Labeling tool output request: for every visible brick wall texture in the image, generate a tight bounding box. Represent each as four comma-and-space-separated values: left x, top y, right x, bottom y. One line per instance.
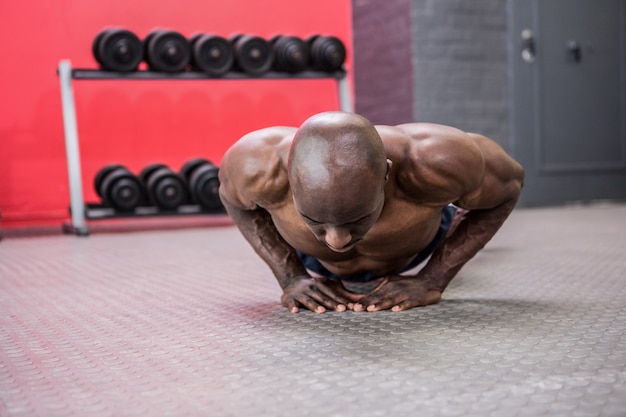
412, 0, 509, 145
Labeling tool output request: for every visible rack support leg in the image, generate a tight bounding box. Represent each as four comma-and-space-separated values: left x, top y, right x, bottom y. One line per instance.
58, 60, 89, 236
337, 75, 354, 113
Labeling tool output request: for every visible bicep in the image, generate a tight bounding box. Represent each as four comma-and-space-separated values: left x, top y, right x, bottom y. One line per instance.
218, 134, 290, 211
455, 134, 524, 210
218, 147, 259, 211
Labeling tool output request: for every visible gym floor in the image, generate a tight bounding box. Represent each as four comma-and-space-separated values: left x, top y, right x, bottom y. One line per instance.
1, 203, 625, 417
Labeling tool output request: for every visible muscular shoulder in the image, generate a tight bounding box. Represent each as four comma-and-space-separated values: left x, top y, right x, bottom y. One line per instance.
219, 127, 296, 210
378, 123, 486, 205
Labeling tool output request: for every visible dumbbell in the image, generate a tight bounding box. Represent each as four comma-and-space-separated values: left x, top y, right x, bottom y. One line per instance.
270, 35, 309, 73
307, 35, 346, 72
144, 29, 190, 73
180, 158, 223, 210
189, 34, 234, 76
92, 28, 143, 72
139, 163, 187, 210
230, 34, 274, 75
94, 165, 144, 212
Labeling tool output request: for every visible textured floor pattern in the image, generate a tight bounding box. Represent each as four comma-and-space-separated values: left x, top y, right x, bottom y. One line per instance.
1, 204, 625, 417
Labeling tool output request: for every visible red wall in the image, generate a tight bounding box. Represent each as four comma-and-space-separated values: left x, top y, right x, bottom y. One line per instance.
0, 0, 352, 228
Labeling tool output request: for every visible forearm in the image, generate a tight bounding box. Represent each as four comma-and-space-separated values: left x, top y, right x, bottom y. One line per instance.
223, 201, 308, 289
418, 197, 519, 291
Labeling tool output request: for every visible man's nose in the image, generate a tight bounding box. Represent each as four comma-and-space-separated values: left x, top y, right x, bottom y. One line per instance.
324, 226, 352, 250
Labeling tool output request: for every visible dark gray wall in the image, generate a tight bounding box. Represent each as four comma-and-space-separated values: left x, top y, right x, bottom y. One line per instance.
352, 0, 414, 125
411, 0, 509, 146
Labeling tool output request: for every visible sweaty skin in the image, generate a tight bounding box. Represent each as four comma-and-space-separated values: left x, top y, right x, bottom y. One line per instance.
218, 112, 524, 313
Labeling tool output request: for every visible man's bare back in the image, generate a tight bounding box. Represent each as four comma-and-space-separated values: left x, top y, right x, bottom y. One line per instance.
219, 112, 524, 313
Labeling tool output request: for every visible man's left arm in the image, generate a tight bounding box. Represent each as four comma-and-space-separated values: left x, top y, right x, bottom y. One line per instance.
356, 133, 525, 312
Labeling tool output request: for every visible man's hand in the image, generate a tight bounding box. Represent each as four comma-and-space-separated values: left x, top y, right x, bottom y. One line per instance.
354, 275, 442, 312
281, 276, 363, 313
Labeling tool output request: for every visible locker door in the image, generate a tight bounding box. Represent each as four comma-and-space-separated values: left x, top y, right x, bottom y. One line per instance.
509, 0, 626, 206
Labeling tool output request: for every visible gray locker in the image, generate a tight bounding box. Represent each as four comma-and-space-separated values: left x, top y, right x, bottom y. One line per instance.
508, 0, 626, 205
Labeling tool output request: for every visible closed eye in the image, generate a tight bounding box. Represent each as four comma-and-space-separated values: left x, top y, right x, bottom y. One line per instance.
300, 212, 372, 227
345, 215, 370, 226
300, 213, 322, 225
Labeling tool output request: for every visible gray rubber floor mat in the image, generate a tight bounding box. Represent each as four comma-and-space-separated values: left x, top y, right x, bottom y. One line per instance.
1, 204, 625, 417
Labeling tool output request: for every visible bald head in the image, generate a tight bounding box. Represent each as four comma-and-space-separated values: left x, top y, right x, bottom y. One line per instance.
288, 112, 388, 223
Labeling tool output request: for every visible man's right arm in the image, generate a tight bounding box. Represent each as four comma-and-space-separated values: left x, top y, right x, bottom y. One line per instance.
219, 197, 309, 290
219, 193, 357, 313
218, 133, 355, 313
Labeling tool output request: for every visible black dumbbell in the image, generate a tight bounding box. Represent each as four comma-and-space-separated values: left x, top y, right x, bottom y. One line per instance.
270, 35, 309, 73
180, 158, 223, 210
92, 28, 143, 72
230, 34, 274, 75
189, 34, 234, 76
94, 164, 144, 212
307, 35, 346, 72
144, 29, 190, 73
139, 163, 187, 210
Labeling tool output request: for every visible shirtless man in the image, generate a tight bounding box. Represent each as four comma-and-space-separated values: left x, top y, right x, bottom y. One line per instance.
218, 111, 524, 313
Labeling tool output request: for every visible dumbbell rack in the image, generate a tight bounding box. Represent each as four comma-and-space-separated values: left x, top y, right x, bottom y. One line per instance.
57, 59, 354, 236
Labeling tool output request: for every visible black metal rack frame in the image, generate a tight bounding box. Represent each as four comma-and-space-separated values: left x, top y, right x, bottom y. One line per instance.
57, 60, 353, 236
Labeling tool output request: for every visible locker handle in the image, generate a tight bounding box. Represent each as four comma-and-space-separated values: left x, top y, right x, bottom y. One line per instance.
521, 29, 535, 63
567, 41, 582, 63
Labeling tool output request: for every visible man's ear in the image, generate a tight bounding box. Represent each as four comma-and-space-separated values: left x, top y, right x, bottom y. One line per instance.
385, 159, 393, 182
